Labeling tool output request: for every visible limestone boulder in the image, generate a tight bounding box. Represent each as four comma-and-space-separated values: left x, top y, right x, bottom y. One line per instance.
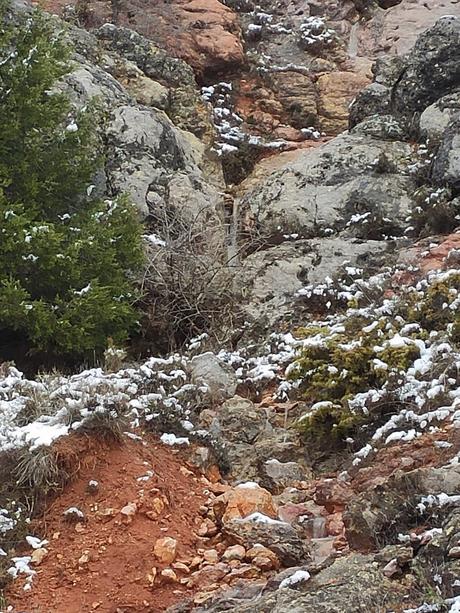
239, 133, 414, 240
419, 93, 460, 143
190, 353, 238, 402
237, 237, 389, 325
230, 554, 408, 612
432, 115, 460, 190
223, 515, 311, 567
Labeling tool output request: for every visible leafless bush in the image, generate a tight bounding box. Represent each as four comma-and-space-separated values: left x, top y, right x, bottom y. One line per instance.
140, 203, 242, 351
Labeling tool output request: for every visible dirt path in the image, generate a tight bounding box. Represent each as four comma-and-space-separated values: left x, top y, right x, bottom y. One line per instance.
7, 435, 208, 613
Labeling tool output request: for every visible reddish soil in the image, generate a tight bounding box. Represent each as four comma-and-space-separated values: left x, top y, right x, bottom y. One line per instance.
7, 434, 208, 613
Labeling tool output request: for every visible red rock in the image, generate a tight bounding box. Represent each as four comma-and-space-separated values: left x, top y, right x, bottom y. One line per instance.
188, 563, 230, 588
225, 564, 260, 582
278, 501, 325, 525
153, 537, 178, 565
245, 545, 279, 570
213, 484, 277, 524
46, 0, 244, 78
313, 479, 354, 512
325, 512, 345, 537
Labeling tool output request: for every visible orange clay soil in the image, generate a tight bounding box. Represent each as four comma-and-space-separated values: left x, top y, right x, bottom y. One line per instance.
7, 433, 208, 613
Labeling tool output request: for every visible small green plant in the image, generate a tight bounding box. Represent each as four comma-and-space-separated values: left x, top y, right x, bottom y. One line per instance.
407, 273, 460, 335
291, 318, 421, 446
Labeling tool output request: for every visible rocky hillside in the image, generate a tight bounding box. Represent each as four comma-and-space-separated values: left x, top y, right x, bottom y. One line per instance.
2, 0, 460, 612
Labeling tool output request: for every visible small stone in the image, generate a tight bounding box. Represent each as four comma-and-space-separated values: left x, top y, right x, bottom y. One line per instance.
214, 483, 277, 524
87, 480, 99, 494
63, 507, 85, 522
179, 466, 194, 477
197, 519, 218, 537
325, 512, 345, 537
246, 545, 279, 567
146, 567, 157, 586
190, 556, 202, 569
78, 551, 91, 566
120, 502, 137, 524
95, 508, 117, 522
222, 545, 246, 562
382, 558, 399, 578
172, 562, 190, 574
75, 522, 86, 533
203, 549, 219, 564
225, 564, 259, 581
193, 591, 213, 605
160, 568, 178, 583
253, 555, 276, 571
30, 548, 48, 566
144, 497, 167, 520
188, 563, 230, 588
448, 546, 460, 559
154, 537, 178, 565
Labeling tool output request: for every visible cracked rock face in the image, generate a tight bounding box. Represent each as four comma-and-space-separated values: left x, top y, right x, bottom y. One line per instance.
59, 22, 225, 227
49, 0, 245, 77
232, 14, 460, 328
239, 133, 414, 240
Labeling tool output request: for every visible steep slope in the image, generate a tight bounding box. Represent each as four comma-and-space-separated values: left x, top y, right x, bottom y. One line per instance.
3, 2, 460, 613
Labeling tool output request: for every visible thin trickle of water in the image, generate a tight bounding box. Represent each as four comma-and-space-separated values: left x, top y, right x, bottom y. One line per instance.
348, 22, 359, 58
225, 192, 240, 267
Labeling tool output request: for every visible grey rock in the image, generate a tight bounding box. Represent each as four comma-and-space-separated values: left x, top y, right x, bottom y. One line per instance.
45, 17, 226, 225
349, 83, 392, 128
419, 93, 460, 143
239, 133, 414, 240
261, 459, 310, 494
209, 396, 269, 444
374, 544, 413, 566
417, 463, 460, 495
226, 434, 303, 484
231, 554, 408, 612
344, 464, 460, 551
238, 237, 389, 325
350, 114, 408, 141
95, 23, 212, 138
411, 509, 460, 592
190, 353, 238, 402
392, 16, 460, 117
223, 515, 311, 567
373, 56, 407, 89
201, 395, 303, 483
432, 115, 460, 191
105, 105, 187, 216
352, 16, 460, 130
194, 584, 265, 612
263, 565, 314, 592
